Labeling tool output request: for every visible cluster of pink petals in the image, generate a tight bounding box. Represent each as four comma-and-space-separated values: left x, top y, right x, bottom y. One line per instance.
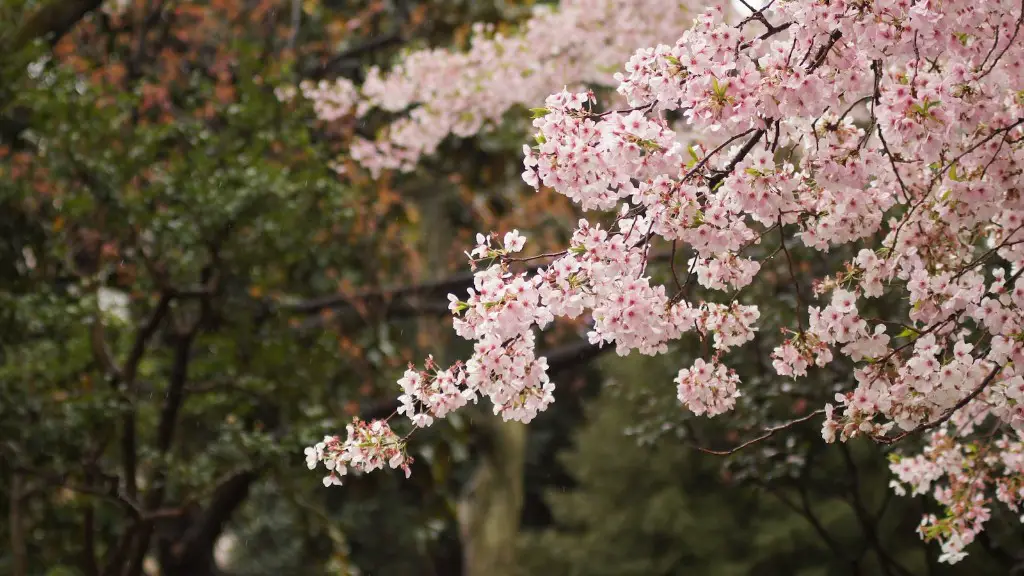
675, 358, 741, 417
304, 0, 1024, 563
889, 429, 1024, 563
305, 418, 411, 486
287, 0, 696, 175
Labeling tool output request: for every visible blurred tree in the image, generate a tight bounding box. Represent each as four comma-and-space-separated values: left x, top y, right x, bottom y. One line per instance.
519, 350, 1024, 576
0, 2, 597, 575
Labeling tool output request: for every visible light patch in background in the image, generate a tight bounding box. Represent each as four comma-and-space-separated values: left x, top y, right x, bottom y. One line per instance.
215, 532, 239, 569
732, 0, 767, 14
98, 287, 131, 324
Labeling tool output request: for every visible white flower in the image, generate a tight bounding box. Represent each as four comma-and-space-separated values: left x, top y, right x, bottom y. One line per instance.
304, 443, 324, 470
503, 230, 527, 253
322, 474, 343, 487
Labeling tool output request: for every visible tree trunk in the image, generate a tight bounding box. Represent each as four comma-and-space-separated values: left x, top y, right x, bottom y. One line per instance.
417, 190, 529, 576
156, 471, 256, 576
457, 417, 527, 576
9, 473, 27, 576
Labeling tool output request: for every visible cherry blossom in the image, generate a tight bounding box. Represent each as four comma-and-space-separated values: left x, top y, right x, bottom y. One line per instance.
306, 418, 412, 487
287, 0, 698, 176
304, 0, 1024, 563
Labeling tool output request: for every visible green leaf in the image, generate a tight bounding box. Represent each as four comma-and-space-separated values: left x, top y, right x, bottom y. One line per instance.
711, 77, 727, 98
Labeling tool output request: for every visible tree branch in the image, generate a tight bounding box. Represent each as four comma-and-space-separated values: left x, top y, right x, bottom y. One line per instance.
83, 498, 100, 576
9, 472, 28, 576
309, 32, 404, 79
873, 362, 1003, 445
546, 338, 608, 374
6, 0, 105, 53
698, 409, 825, 456
838, 443, 914, 576
167, 470, 258, 572
291, 251, 674, 332
120, 327, 200, 576
121, 293, 173, 500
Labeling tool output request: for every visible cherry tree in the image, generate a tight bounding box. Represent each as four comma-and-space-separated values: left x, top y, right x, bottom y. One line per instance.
305, 0, 1024, 563
287, 0, 696, 176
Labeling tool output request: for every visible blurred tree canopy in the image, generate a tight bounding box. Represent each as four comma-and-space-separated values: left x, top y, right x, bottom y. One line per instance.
3, 2, 1024, 576
519, 353, 1024, 576
0, 1, 549, 575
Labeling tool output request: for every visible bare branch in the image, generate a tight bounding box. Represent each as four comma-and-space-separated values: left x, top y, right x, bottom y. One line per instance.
698, 408, 825, 456
838, 444, 915, 576
121, 293, 173, 500
167, 470, 258, 573
5, 0, 104, 53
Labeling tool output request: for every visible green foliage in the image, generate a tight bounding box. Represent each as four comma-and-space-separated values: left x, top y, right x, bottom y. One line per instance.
518, 351, 1020, 575
0, 4, 435, 574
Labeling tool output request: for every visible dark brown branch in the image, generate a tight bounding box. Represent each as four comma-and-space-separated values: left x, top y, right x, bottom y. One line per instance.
167, 470, 258, 573
309, 32, 405, 79
292, 252, 674, 331
698, 408, 825, 456
289, 267, 485, 315
838, 444, 914, 576
706, 130, 765, 190
977, 0, 1024, 79
546, 339, 608, 374
121, 326, 200, 576
90, 320, 122, 380
873, 362, 1004, 445
9, 473, 27, 576
790, 445, 855, 565
669, 241, 684, 291
154, 333, 194, 455
123, 296, 173, 381
738, 0, 785, 35
754, 476, 849, 562
10, 465, 182, 523
121, 294, 173, 500
740, 22, 793, 50
1, 0, 102, 147
778, 217, 807, 332
807, 30, 843, 72
6, 0, 104, 53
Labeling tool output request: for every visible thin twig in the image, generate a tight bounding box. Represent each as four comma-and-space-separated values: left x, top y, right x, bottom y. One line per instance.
698, 408, 825, 455
872, 363, 1004, 445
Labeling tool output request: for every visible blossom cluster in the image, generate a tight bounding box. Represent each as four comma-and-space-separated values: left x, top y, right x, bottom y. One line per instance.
304, 0, 1024, 563
286, 0, 697, 176
305, 418, 411, 487
889, 429, 1024, 563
